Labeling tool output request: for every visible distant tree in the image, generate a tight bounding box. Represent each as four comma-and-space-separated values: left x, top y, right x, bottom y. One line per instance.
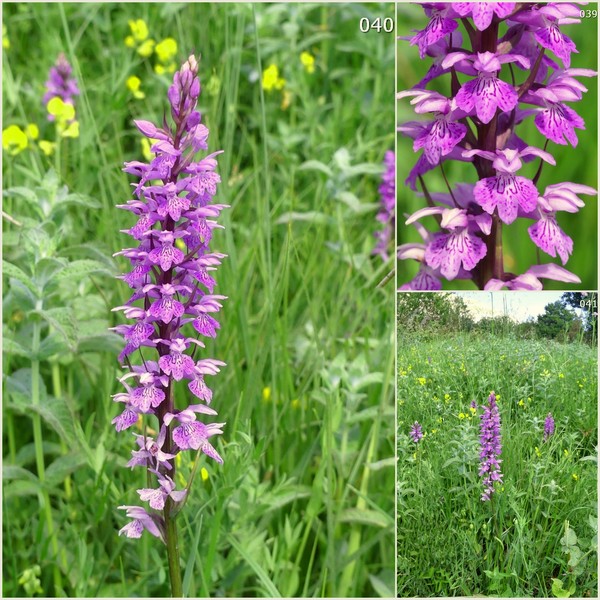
397, 293, 473, 335
537, 300, 576, 341
561, 292, 597, 339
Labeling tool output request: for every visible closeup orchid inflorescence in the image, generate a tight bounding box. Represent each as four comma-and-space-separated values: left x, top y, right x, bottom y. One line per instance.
398, 2, 597, 290
112, 54, 227, 563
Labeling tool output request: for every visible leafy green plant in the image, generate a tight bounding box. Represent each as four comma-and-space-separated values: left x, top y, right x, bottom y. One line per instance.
3, 169, 115, 595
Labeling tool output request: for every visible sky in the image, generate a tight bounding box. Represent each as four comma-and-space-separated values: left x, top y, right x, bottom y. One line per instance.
456, 292, 565, 323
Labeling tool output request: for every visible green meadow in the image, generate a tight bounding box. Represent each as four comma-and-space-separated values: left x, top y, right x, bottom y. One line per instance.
397, 298, 598, 597
2, 3, 395, 597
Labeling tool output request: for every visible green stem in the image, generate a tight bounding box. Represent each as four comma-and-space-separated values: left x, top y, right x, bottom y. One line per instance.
164, 498, 183, 597
6, 410, 17, 463
339, 349, 392, 596
32, 304, 64, 594
51, 362, 72, 499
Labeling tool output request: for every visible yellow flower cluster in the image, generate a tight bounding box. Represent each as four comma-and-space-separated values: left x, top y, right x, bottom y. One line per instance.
126, 75, 145, 100
154, 37, 178, 74
125, 19, 155, 57
262, 64, 286, 92
2, 124, 38, 155
2, 23, 9, 50
300, 51, 315, 74
47, 97, 79, 139
2, 123, 58, 157
125, 19, 178, 94
458, 407, 477, 420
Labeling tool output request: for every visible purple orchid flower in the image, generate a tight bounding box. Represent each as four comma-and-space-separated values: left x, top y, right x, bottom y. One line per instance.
543, 412, 555, 441
398, 4, 597, 290
479, 392, 502, 502
113, 54, 227, 560
410, 421, 424, 443
43, 52, 80, 114
373, 151, 396, 261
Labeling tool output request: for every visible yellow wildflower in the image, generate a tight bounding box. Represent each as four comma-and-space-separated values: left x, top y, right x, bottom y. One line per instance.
572, 473, 579, 481
201, 467, 209, 482
155, 37, 177, 62
535, 446, 541, 458
558, 373, 565, 379
518, 399, 525, 407
2, 24, 9, 50
59, 120, 79, 138
47, 98, 79, 138
437, 417, 443, 424
262, 64, 285, 92
444, 393, 451, 401
39, 140, 56, 156
2, 125, 28, 155
458, 412, 466, 420
126, 75, 145, 99
262, 387, 271, 402
137, 39, 156, 58
469, 407, 477, 416
141, 137, 156, 162
563, 449, 569, 457
25, 124, 39, 140
300, 51, 316, 74
127, 19, 149, 44
417, 377, 426, 386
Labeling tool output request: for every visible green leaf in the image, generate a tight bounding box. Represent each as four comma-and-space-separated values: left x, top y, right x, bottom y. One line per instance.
45, 453, 87, 488
39, 168, 59, 193
339, 507, 394, 529
306, 464, 325, 520
368, 573, 394, 599
53, 259, 113, 282
53, 193, 101, 210
551, 578, 575, 598
298, 160, 333, 177
77, 332, 122, 355
34, 257, 68, 289
275, 211, 333, 226
3, 480, 42, 499
37, 333, 69, 361
2, 260, 39, 297
5, 368, 48, 409
2, 334, 31, 358
336, 191, 377, 214
3, 465, 39, 483
344, 163, 384, 177
30, 396, 78, 449
3, 187, 42, 216
35, 307, 78, 350
561, 523, 578, 548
